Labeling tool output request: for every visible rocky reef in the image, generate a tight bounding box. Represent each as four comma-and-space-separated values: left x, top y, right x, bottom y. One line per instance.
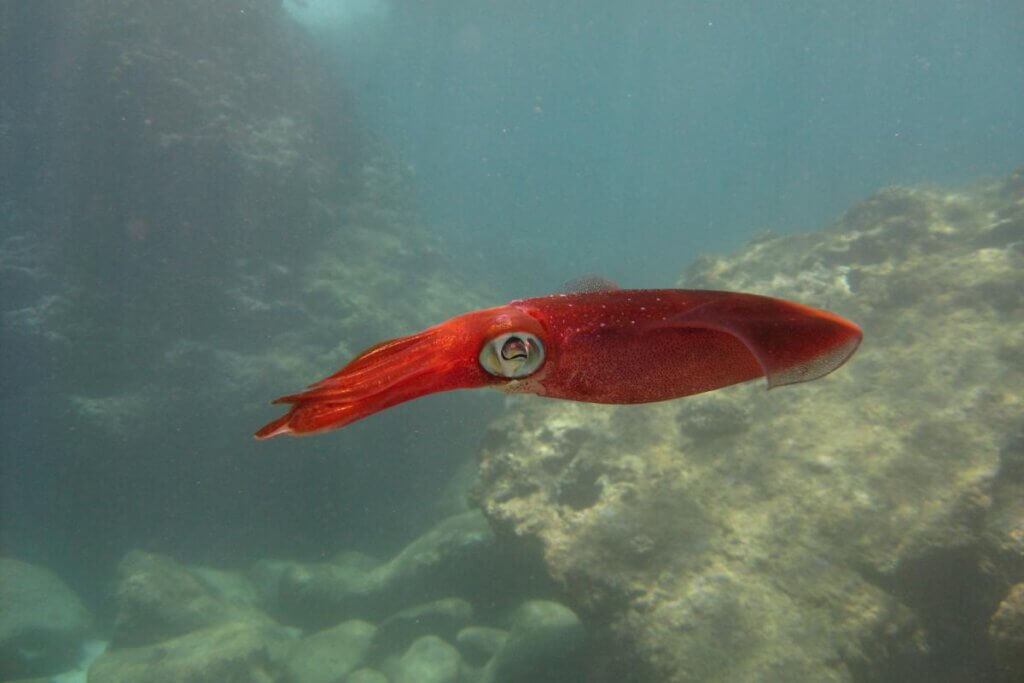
2, 507, 586, 682
3, 1, 1023, 681
2, 0, 478, 432
0, 0, 488, 587
5, 169, 1022, 681
475, 170, 1024, 682
55, 512, 580, 682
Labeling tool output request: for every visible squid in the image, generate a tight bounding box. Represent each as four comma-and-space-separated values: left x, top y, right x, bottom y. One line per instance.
255, 286, 862, 438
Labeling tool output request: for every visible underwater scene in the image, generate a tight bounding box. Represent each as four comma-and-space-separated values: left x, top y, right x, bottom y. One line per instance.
1, 1, 1023, 681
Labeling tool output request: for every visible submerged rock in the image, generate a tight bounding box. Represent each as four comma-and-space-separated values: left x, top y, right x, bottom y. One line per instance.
481, 600, 584, 683
345, 669, 389, 683
272, 511, 509, 628
476, 171, 1024, 681
88, 621, 293, 683
370, 597, 474, 659
384, 635, 463, 683
455, 626, 509, 666
983, 426, 1024, 598
187, 564, 263, 608
0, 558, 95, 679
251, 558, 306, 609
111, 550, 275, 647
285, 619, 376, 683
989, 583, 1024, 681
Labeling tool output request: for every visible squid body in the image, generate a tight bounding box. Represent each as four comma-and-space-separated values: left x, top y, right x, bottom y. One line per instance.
255, 287, 862, 438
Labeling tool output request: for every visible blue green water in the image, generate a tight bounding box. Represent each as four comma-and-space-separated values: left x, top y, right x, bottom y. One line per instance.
288, 0, 1024, 293
1, 1, 1023, 680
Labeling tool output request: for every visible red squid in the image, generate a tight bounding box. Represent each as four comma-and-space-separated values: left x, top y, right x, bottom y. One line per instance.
255, 286, 861, 438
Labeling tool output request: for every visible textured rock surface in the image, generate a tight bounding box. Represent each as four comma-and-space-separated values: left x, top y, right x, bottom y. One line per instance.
112, 550, 274, 647
384, 635, 464, 683
0, 558, 94, 679
187, 564, 264, 608
476, 171, 1024, 682
88, 621, 293, 683
989, 582, 1024, 680
285, 619, 376, 683
272, 511, 516, 627
983, 425, 1024, 599
455, 626, 508, 666
370, 597, 474, 659
481, 600, 584, 683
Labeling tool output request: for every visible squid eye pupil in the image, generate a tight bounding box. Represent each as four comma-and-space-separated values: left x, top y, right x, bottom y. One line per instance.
501, 337, 529, 361
480, 331, 545, 379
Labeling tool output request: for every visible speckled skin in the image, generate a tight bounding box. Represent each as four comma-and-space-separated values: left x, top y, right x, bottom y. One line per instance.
511, 289, 860, 403
255, 289, 861, 437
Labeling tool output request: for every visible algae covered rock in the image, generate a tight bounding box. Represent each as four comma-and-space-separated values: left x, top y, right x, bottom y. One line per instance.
345, 669, 389, 683
481, 600, 584, 683
989, 582, 1024, 680
983, 426, 1024, 594
285, 619, 376, 683
188, 564, 264, 607
476, 171, 1024, 681
0, 558, 95, 679
384, 635, 463, 683
455, 626, 508, 666
274, 511, 505, 627
88, 621, 293, 683
371, 597, 474, 659
111, 550, 275, 647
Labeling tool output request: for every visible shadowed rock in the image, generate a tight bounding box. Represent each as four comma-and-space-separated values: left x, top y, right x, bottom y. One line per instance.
384, 635, 463, 683
370, 597, 474, 660
111, 550, 275, 647
271, 511, 506, 628
88, 621, 293, 683
285, 619, 376, 683
989, 583, 1024, 681
455, 626, 508, 666
0, 558, 95, 679
481, 600, 584, 683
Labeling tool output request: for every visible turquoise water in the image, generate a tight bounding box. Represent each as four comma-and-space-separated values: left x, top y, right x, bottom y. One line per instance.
1, 1, 1022, 680
288, 0, 1024, 292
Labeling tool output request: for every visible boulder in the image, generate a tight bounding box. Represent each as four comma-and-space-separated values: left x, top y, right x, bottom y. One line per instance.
274, 511, 512, 628
455, 626, 508, 666
251, 558, 304, 608
285, 619, 376, 683
188, 564, 263, 608
384, 635, 463, 683
274, 559, 376, 628
989, 583, 1024, 680
112, 550, 275, 647
481, 601, 584, 683
371, 597, 474, 659
331, 551, 383, 573
87, 621, 293, 683
0, 558, 95, 679
345, 668, 389, 683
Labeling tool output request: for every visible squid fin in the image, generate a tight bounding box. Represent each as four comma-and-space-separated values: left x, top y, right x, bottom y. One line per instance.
661, 294, 862, 388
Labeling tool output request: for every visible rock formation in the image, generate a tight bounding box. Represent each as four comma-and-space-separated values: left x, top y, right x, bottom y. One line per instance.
476, 171, 1024, 682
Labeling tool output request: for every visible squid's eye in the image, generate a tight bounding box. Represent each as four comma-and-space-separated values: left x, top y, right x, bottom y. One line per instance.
479, 332, 545, 378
